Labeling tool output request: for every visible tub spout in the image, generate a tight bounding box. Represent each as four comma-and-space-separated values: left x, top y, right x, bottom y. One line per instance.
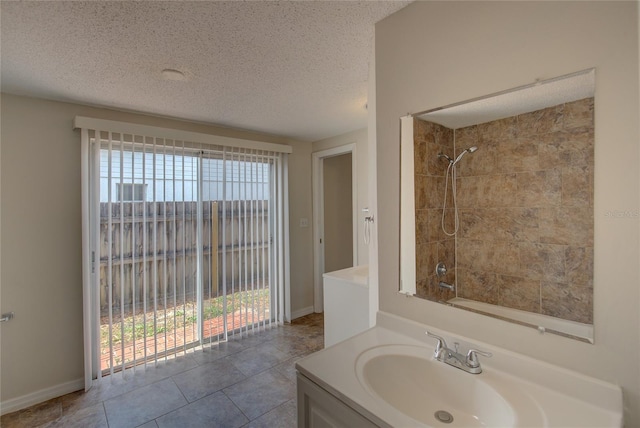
439, 281, 455, 291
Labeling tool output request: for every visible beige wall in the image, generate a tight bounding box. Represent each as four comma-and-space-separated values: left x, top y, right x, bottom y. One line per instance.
0, 93, 313, 404
313, 128, 369, 266
323, 153, 353, 273
286, 137, 314, 317
376, 1, 639, 424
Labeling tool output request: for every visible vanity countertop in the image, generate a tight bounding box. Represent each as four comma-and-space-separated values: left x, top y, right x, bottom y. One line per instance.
295, 311, 623, 427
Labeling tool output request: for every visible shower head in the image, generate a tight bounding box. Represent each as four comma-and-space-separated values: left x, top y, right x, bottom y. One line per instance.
453, 146, 478, 164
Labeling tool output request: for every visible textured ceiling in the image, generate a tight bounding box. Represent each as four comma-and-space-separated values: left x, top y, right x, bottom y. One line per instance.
1, 1, 411, 142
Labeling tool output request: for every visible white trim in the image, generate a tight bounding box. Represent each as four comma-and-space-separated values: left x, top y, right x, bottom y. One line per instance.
277, 156, 285, 324
448, 297, 594, 342
91, 139, 101, 383
80, 129, 101, 391
0, 378, 84, 416
311, 144, 357, 313
291, 305, 315, 320
80, 128, 92, 391
73, 116, 293, 154
350, 148, 358, 268
399, 116, 416, 295
283, 155, 292, 323
311, 152, 324, 313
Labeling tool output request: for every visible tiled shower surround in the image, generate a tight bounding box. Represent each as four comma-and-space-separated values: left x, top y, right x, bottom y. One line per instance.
414, 98, 594, 324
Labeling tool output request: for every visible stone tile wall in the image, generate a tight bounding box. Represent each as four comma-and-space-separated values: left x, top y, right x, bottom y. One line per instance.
455, 98, 594, 323
413, 98, 594, 324
413, 119, 456, 301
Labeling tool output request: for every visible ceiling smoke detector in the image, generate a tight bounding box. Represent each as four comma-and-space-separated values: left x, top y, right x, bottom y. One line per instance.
161, 68, 187, 81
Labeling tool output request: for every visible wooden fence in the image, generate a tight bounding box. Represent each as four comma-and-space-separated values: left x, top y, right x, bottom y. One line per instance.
99, 201, 270, 315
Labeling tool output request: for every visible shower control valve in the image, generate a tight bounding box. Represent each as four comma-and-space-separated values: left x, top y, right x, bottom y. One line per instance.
435, 262, 447, 278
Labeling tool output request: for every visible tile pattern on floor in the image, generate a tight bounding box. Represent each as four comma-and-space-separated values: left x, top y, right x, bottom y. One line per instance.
1, 313, 323, 428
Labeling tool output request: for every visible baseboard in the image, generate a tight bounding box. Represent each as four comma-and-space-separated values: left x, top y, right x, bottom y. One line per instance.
1, 378, 84, 416
291, 305, 315, 320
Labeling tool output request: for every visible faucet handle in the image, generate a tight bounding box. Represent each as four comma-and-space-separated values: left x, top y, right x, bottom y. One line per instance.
425, 331, 448, 354
466, 349, 492, 368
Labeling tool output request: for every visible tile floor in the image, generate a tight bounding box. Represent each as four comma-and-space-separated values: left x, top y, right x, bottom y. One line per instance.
1, 313, 323, 428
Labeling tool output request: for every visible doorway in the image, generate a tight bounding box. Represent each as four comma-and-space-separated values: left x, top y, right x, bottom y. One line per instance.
312, 144, 357, 312
323, 153, 353, 273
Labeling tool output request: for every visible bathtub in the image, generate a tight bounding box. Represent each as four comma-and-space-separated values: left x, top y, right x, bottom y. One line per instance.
323, 265, 370, 347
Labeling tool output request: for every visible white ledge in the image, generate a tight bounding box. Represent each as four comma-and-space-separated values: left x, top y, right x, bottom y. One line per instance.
448, 297, 594, 343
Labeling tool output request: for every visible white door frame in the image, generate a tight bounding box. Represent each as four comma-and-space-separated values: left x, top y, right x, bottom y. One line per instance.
312, 144, 358, 313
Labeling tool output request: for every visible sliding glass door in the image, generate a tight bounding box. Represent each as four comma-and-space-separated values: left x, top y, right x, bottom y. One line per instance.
81, 128, 288, 383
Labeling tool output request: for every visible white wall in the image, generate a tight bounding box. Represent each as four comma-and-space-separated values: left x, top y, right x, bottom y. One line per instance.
367, 38, 379, 329
313, 128, 369, 267
0, 94, 314, 406
375, 2, 639, 425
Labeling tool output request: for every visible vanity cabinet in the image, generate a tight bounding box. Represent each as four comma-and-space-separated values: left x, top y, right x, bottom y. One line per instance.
297, 372, 379, 428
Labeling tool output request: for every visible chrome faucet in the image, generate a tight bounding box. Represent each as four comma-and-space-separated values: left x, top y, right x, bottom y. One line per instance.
426, 331, 492, 374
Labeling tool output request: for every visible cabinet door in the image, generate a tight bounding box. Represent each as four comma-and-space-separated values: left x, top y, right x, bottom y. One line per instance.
297, 373, 378, 428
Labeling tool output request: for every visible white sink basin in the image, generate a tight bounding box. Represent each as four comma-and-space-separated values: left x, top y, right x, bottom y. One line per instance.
297, 313, 623, 427
355, 345, 544, 427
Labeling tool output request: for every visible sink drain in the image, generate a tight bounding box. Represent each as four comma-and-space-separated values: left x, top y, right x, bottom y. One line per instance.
434, 410, 454, 424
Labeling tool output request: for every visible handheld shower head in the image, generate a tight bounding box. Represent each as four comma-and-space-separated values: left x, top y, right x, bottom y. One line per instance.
453, 146, 478, 164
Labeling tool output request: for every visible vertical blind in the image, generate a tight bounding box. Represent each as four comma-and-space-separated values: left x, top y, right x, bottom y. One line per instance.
79, 118, 290, 388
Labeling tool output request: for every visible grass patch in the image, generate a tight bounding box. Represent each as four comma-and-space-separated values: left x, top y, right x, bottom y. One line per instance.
101, 288, 270, 349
